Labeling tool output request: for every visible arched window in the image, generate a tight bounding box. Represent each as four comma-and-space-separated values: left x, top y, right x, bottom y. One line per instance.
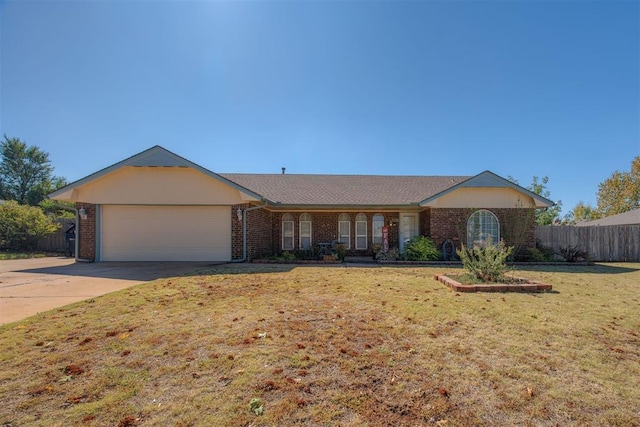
282, 213, 294, 250
372, 214, 384, 245
355, 213, 367, 250
299, 213, 312, 250
467, 210, 500, 248
338, 213, 351, 249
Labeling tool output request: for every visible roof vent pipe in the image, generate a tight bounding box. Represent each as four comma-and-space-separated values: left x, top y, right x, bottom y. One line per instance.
282, 167, 286, 175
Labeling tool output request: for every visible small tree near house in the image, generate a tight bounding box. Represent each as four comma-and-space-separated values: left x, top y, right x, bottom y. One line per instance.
457, 240, 514, 283
0, 201, 59, 251
500, 199, 535, 260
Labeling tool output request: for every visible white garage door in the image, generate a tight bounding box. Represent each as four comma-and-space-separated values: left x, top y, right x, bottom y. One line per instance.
101, 205, 231, 261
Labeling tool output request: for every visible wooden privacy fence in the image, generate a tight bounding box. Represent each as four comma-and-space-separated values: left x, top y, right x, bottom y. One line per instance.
37, 219, 75, 252
535, 225, 640, 262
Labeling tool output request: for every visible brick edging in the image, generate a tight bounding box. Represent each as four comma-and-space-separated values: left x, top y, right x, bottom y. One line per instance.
434, 274, 553, 293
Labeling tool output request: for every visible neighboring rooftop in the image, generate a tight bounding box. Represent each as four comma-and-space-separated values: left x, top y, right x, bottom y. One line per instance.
576, 208, 640, 226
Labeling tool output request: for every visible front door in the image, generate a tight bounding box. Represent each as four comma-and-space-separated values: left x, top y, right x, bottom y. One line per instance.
399, 213, 419, 251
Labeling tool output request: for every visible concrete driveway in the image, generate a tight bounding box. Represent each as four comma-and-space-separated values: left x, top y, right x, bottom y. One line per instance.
0, 257, 215, 325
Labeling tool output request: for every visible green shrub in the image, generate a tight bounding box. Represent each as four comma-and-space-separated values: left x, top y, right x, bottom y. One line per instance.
334, 243, 346, 262
375, 247, 400, 262
402, 235, 441, 261
457, 240, 514, 283
280, 251, 296, 261
0, 201, 59, 251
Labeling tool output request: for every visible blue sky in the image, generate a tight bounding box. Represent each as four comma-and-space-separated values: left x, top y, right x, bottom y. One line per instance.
1, 0, 638, 215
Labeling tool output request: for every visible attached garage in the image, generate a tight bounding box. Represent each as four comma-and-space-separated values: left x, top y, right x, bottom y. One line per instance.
101, 205, 231, 261
48, 146, 264, 262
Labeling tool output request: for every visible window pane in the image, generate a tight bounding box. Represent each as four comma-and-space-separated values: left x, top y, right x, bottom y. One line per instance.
300, 219, 311, 250
283, 236, 294, 250
467, 210, 499, 248
372, 214, 384, 244
300, 222, 311, 235
355, 216, 367, 250
283, 217, 294, 250
338, 221, 350, 249
283, 222, 294, 236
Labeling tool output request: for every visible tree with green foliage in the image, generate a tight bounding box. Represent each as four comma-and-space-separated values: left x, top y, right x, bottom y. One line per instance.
567, 201, 601, 223
0, 200, 59, 251
596, 157, 640, 217
508, 175, 562, 225
0, 135, 67, 205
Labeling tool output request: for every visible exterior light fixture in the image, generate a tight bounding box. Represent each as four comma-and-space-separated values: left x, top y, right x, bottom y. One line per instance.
237, 208, 243, 222
78, 208, 87, 220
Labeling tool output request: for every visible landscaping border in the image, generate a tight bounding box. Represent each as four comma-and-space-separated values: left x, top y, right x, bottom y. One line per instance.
434, 274, 553, 293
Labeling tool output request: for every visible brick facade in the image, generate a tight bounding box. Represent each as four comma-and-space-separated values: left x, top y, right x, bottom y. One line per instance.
76, 203, 96, 261
74, 202, 536, 262
231, 204, 274, 261
246, 207, 273, 260
267, 211, 400, 256
429, 207, 536, 255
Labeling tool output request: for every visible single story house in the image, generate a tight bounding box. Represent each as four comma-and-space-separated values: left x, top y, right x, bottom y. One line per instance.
50, 146, 554, 262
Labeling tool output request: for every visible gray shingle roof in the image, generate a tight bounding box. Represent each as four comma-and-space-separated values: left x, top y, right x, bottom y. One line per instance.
576, 208, 640, 226
219, 174, 470, 206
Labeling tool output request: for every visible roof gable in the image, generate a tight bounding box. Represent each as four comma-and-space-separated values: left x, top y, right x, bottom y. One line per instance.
49, 146, 555, 209
49, 146, 263, 202
419, 171, 554, 208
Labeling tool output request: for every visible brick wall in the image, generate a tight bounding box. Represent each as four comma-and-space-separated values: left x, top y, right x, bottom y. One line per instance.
231, 204, 247, 259
231, 204, 274, 261
76, 203, 96, 261
268, 211, 401, 256
419, 209, 431, 237
246, 207, 273, 260
429, 207, 536, 254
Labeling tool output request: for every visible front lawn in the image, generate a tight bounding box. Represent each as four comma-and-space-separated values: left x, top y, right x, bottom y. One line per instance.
1, 264, 638, 426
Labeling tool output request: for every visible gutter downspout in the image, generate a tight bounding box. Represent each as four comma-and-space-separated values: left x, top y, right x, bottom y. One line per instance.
231, 202, 268, 263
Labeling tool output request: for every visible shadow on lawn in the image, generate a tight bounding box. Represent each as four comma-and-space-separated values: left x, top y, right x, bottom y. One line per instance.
514, 263, 639, 275
14, 261, 221, 282
206, 262, 640, 276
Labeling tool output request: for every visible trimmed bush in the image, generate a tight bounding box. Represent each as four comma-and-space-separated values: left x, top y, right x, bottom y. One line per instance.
402, 236, 441, 261
457, 240, 514, 283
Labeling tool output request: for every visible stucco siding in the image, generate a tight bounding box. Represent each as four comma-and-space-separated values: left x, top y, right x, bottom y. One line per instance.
426, 187, 535, 209
67, 167, 252, 205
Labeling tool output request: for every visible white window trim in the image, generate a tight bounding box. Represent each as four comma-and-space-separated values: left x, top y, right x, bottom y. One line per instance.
282, 214, 294, 250
299, 214, 312, 250
467, 209, 500, 248
355, 214, 367, 250
372, 213, 384, 245
338, 214, 351, 250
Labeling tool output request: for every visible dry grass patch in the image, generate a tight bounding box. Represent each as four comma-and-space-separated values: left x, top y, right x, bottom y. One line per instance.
1, 263, 639, 426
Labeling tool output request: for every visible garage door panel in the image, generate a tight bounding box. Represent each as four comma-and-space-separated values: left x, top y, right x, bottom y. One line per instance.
101, 206, 230, 261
